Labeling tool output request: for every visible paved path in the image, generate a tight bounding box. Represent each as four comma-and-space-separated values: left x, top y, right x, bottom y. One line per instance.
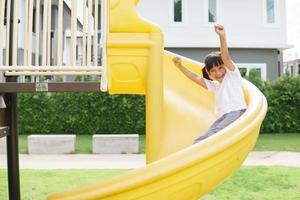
244, 151, 300, 168
0, 151, 300, 169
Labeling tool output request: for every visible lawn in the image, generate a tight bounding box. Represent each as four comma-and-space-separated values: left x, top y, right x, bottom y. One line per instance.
0, 167, 300, 200
254, 133, 300, 152
0, 169, 127, 200
18, 133, 300, 154
203, 166, 300, 200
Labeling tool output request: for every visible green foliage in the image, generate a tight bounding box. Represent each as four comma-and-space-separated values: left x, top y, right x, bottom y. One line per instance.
260, 75, 300, 133
74, 75, 83, 82
18, 93, 54, 134
17, 74, 300, 135
245, 69, 264, 91
54, 76, 64, 82
245, 74, 300, 133
18, 93, 145, 135
75, 75, 100, 82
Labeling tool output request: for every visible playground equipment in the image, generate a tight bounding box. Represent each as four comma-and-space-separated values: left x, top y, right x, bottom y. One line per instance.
0, 0, 267, 199
47, 0, 267, 199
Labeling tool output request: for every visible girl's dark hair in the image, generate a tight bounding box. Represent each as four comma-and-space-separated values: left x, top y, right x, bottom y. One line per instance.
202, 67, 211, 80
202, 51, 224, 80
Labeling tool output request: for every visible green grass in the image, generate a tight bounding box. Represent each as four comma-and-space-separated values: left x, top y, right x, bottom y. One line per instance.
18, 133, 300, 154
254, 133, 300, 152
0, 169, 127, 200
139, 134, 146, 153
76, 135, 93, 154
1, 167, 300, 200
19, 135, 28, 154
203, 166, 300, 200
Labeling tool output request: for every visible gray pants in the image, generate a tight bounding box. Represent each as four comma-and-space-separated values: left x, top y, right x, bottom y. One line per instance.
194, 109, 246, 144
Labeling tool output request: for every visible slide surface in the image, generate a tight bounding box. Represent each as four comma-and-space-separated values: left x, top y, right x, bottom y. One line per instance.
47, 51, 267, 200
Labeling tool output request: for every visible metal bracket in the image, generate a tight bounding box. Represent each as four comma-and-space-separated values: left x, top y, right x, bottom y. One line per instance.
0, 126, 9, 138
35, 83, 49, 92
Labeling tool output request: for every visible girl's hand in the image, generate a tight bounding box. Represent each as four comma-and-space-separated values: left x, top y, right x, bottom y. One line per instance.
172, 57, 182, 68
214, 24, 225, 36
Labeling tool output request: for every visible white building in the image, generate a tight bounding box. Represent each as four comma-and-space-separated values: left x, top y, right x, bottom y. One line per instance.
137, 0, 292, 80
283, 58, 300, 76
1, 0, 291, 81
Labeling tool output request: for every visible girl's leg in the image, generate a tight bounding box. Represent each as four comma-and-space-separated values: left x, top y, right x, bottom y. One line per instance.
193, 109, 246, 144
193, 115, 226, 144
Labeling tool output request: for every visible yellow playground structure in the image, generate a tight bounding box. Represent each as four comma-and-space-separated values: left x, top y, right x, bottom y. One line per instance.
46, 0, 267, 199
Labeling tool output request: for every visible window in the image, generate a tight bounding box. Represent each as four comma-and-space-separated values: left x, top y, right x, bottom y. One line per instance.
208, 0, 217, 23
239, 68, 247, 77
76, 45, 78, 60
205, 0, 221, 24
291, 65, 294, 75
4, 1, 7, 26
236, 63, 267, 80
266, 0, 275, 23
32, 9, 36, 33
174, 0, 182, 22
263, 0, 278, 25
170, 0, 185, 25
240, 68, 262, 79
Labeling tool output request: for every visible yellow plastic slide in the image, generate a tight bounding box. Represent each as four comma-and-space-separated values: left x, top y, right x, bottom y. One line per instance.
47, 0, 267, 199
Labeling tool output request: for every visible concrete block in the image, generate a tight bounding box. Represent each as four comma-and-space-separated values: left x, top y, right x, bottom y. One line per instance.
93, 134, 139, 154
0, 137, 6, 154
28, 135, 76, 154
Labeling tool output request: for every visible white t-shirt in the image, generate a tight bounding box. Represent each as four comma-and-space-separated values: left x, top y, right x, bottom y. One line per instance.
204, 67, 247, 118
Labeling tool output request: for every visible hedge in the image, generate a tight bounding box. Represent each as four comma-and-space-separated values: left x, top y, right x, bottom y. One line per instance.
18, 93, 145, 135
260, 76, 300, 133
17, 74, 300, 135
245, 71, 300, 133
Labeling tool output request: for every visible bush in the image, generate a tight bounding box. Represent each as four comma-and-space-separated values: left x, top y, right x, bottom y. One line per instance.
18, 93, 145, 135
260, 76, 300, 133
245, 72, 300, 133
17, 74, 300, 135
245, 69, 264, 92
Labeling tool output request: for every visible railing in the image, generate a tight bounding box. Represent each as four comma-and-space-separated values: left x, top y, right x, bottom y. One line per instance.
0, 66, 103, 75
0, 0, 107, 90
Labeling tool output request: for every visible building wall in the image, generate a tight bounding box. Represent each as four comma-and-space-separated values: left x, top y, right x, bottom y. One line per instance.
137, 0, 288, 49
166, 48, 279, 80
283, 59, 300, 76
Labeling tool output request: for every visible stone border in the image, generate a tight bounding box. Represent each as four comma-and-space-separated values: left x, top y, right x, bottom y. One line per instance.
28, 134, 76, 154
93, 134, 139, 154
0, 137, 6, 154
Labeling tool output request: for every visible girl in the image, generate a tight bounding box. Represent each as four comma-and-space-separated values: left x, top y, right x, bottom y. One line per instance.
172, 24, 247, 144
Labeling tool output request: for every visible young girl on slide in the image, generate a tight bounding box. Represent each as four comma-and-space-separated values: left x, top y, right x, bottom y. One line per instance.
172, 24, 247, 144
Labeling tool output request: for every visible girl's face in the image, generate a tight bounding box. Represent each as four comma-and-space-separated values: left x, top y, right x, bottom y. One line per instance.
208, 65, 226, 82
